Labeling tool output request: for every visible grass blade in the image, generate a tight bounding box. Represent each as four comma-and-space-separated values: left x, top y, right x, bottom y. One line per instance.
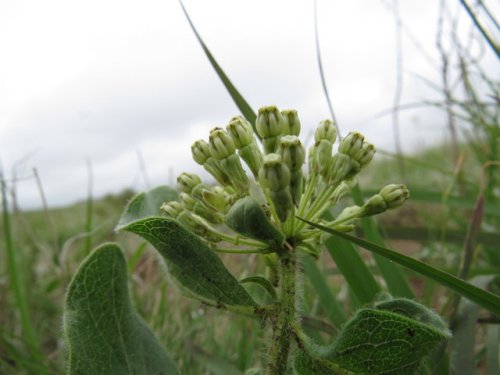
179, 0, 257, 128
325, 236, 381, 305
1, 177, 44, 368
302, 255, 346, 326
299, 218, 500, 315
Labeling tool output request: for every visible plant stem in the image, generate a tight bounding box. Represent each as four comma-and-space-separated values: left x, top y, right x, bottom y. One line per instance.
267, 244, 297, 374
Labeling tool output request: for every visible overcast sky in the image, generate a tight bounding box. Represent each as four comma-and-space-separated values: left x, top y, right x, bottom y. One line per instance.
0, 0, 498, 209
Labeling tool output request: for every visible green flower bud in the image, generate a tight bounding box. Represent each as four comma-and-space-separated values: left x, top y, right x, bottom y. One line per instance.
227, 116, 263, 177
339, 131, 364, 157
160, 201, 183, 218
177, 211, 222, 243
176, 172, 202, 194
328, 152, 351, 183
259, 154, 290, 192
315, 139, 333, 177
191, 140, 233, 187
335, 205, 363, 223
362, 194, 388, 216
356, 142, 376, 167
202, 186, 229, 212
380, 184, 409, 209
180, 192, 196, 211
314, 119, 337, 143
258, 153, 293, 222
256, 106, 285, 153
279, 136, 305, 172
281, 109, 301, 136
191, 139, 211, 165
227, 116, 254, 149
279, 135, 305, 205
209, 128, 236, 160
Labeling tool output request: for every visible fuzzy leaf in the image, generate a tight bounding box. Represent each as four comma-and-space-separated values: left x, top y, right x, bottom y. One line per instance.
64, 243, 179, 375
117, 185, 178, 229
330, 308, 450, 374
120, 216, 256, 307
226, 196, 285, 244
294, 350, 346, 375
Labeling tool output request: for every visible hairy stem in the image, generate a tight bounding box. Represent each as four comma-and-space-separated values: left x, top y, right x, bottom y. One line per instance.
267, 245, 297, 374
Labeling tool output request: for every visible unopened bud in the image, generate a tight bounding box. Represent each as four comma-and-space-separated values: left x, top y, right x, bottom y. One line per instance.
279, 136, 305, 172
180, 192, 196, 211
176, 172, 201, 194
160, 201, 183, 218
281, 109, 301, 136
314, 119, 337, 143
357, 142, 376, 167
328, 152, 351, 183
279, 135, 305, 205
380, 184, 409, 209
362, 194, 387, 216
259, 154, 290, 192
256, 106, 285, 153
227, 116, 254, 149
202, 186, 229, 212
335, 205, 363, 222
339, 132, 364, 157
258, 153, 293, 222
209, 128, 236, 160
191, 139, 211, 165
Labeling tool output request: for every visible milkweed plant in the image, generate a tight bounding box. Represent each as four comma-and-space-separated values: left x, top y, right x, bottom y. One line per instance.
64, 106, 451, 375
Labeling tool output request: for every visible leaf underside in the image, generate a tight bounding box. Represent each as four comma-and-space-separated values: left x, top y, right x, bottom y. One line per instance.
64, 243, 179, 375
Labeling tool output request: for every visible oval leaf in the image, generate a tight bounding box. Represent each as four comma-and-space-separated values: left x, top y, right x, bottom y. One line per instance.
117, 185, 178, 230
226, 196, 285, 243
330, 308, 449, 374
64, 243, 179, 375
119, 216, 256, 307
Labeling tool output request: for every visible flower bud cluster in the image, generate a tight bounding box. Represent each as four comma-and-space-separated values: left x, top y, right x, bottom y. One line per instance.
162, 105, 408, 257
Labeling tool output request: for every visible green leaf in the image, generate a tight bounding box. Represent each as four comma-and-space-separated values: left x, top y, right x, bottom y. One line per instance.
330, 308, 449, 374
239, 275, 277, 300
117, 185, 178, 229
64, 243, 179, 375
119, 216, 257, 307
300, 218, 500, 316
294, 350, 346, 375
226, 196, 285, 244
179, 0, 257, 129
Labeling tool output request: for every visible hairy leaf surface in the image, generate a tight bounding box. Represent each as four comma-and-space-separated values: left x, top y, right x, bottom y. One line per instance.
120, 216, 256, 307
64, 243, 179, 375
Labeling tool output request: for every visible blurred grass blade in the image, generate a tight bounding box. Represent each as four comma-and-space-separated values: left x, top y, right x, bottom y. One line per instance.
352, 184, 414, 298
179, 0, 257, 128
325, 236, 381, 305
190, 344, 244, 375
1, 176, 44, 367
302, 255, 346, 326
300, 218, 500, 315
487, 325, 500, 375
